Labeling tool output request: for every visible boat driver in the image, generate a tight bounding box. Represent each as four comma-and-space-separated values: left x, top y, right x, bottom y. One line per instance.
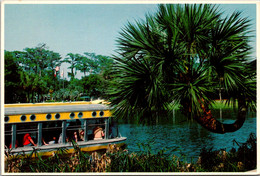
93, 126, 104, 140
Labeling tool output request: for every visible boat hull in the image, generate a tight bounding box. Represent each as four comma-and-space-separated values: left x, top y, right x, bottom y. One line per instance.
5, 137, 127, 157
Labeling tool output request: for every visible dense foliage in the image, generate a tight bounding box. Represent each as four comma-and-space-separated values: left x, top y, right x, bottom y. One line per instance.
5, 44, 113, 103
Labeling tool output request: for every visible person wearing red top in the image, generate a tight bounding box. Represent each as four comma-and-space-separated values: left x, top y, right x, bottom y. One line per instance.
23, 133, 37, 147
9, 140, 18, 149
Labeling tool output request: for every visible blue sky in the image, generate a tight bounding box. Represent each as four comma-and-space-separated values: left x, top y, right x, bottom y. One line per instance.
4, 3, 257, 79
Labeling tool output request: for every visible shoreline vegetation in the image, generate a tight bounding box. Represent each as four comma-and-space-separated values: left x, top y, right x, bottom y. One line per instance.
5, 133, 256, 173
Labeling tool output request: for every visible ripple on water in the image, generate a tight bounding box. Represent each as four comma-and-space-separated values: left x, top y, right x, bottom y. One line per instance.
119, 117, 256, 161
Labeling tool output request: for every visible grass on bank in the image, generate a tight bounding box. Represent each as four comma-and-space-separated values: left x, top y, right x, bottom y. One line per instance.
211, 100, 238, 109
5, 133, 256, 173
170, 99, 237, 112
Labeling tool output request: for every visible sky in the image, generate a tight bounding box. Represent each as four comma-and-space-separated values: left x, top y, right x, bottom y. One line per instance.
3, 2, 257, 79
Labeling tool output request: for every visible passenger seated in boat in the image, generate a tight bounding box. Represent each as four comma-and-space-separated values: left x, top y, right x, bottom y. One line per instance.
9, 140, 18, 149
58, 133, 62, 143
79, 129, 84, 141
48, 136, 57, 144
93, 126, 104, 140
58, 133, 69, 143
42, 138, 48, 145
23, 133, 48, 147
23, 133, 37, 147
72, 131, 79, 142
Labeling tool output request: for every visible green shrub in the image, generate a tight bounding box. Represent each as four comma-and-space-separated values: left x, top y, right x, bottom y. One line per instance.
198, 133, 256, 172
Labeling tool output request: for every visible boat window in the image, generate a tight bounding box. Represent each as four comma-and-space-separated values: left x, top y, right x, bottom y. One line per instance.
4, 124, 12, 148
66, 119, 83, 142
16, 123, 38, 147
42, 121, 62, 145
87, 119, 106, 140
109, 118, 119, 139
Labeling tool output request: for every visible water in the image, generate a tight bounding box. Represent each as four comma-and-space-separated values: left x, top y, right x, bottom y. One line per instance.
118, 110, 256, 162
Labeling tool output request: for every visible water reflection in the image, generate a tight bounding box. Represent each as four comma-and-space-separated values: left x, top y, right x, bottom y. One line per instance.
118, 109, 256, 161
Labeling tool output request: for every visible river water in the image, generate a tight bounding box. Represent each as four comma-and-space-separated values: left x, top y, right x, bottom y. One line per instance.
117, 109, 256, 161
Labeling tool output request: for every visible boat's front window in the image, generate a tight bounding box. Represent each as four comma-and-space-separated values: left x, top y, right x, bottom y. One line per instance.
87, 119, 106, 140
109, 118, 119, 139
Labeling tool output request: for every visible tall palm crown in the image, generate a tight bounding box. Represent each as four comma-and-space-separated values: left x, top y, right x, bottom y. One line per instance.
108, 4, 256, 133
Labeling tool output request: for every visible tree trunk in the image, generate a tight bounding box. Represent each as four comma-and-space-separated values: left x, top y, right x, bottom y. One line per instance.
27, 91, 30, 103
194, 99, 247, 134
31, 91, 34, 103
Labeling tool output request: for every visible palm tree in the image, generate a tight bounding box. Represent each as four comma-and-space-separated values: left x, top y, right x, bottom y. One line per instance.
76, 55, 91, 77
108, 4, 256, 133
63, 53, 81, 80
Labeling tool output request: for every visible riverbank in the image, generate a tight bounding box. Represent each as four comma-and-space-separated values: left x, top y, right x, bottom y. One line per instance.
5, 133, 256, 173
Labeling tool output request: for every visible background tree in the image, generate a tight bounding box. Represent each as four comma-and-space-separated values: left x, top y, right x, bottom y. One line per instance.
5, 51, 22, 103
83, 53, 99, 74
6, 44, 62, 103
76, 55, 91, 77
78, 53, 114, 99
63, 53, 81, 80
108, 4, 256, 133
81, 74, 105, 99
67, 78, 84, 100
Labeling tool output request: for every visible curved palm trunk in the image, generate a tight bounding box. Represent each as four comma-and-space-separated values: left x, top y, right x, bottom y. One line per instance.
194, 99, 247, 134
